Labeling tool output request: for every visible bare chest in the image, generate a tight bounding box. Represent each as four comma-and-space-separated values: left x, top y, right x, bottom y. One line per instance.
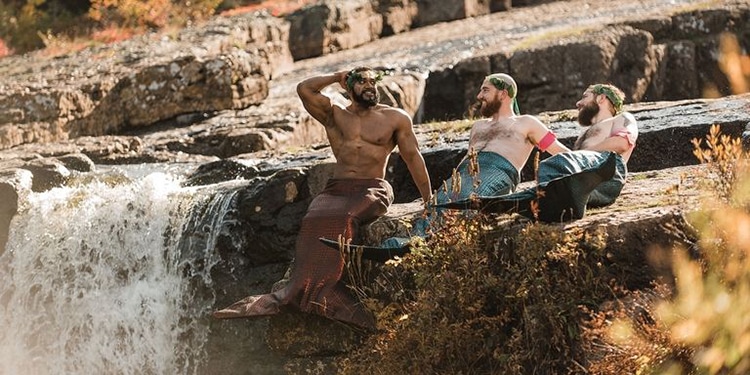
472, 121, 522, 147
332, 109, 394, 146
575, 124, 609, 149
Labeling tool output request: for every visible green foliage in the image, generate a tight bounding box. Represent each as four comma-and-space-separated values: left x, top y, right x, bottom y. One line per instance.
88, 0, 223, 29
0, 0, 86, 53
691, 124, 748, 203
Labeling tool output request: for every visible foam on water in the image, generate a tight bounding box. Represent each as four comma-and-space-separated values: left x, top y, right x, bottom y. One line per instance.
0, 171, 227, 374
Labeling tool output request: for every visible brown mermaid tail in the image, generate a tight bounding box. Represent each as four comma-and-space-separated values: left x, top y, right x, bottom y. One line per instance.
212, 178, 393, 330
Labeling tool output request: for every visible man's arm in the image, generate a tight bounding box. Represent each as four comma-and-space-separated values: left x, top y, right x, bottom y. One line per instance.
296, 71, 348, 126
523, 115, 571, 155
394, 110, 433, 203
585, 113, 638, 154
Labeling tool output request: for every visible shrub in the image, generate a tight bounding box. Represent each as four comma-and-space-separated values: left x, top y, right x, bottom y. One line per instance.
594, 127, 750, 374
340, 210, 624, 374
654, 128, 750, 374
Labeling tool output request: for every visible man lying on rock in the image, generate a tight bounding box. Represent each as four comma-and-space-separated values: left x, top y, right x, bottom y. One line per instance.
439, 83, 638, 223
376, 73, 570, 248
213, 66, 433, 330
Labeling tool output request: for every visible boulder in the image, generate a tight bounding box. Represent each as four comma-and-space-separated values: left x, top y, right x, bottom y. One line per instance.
286, 0, 383, 60
0, 168, 33, 255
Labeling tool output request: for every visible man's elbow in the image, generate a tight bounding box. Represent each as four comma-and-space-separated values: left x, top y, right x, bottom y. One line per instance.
296, 82, 306, 97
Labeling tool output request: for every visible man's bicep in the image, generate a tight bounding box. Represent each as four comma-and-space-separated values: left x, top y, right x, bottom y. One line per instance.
300, 97, 334, 126
297, 85, 334, 125
526, 117, 553, 145
394, 116, 420, 154
612, 114, 638, 146
623, 113, 639, 141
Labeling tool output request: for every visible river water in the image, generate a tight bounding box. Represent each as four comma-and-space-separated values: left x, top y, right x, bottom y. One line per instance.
0, 167, 238, 374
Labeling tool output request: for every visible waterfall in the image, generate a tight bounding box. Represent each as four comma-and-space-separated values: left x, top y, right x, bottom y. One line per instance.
0, 168, 239, 374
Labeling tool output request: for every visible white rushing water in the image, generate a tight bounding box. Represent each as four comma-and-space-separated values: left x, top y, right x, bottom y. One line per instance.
0, 169, 231, 374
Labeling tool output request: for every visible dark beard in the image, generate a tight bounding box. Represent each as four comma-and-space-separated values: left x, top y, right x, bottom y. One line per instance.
352, 89, 379, 108
480, 97, 502, 117
577, 101, 599, 126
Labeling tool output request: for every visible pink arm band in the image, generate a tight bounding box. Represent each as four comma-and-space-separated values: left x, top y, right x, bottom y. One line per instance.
612, 129, 635, 147
537, 131, 556, 152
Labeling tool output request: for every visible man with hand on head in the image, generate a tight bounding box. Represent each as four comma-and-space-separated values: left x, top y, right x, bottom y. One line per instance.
213, 66, 432, 330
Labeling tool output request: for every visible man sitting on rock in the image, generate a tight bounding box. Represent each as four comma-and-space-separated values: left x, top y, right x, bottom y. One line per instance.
439, 83, 637, 223
379, 73, 570, 248
213, 66, 433, 330
573, 83, 638, 207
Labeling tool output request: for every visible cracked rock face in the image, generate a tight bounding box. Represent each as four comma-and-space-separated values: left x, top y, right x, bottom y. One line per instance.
0, 1, 749, 373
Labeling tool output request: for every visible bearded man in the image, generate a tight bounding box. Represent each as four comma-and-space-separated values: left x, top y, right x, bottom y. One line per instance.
439, 83, 637, 223
573, 83, 638, 207
435, 73, 570, 203
213, 67, 432, 330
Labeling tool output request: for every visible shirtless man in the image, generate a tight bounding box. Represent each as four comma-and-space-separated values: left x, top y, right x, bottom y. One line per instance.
377, 73, 569, 247
435, 73, 570, 203
213, 67, 432, 329
438, 82, 634, 223
573, 83, 638, 206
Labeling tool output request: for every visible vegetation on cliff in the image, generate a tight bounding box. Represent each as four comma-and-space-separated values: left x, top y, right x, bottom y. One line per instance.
0, 0, 311, 57
337, 127, 750, 374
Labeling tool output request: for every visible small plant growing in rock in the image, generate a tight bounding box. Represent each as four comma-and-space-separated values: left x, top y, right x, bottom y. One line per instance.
690, 124, 748, 203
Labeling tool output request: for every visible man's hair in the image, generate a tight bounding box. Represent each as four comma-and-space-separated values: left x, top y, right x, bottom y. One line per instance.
345, 66, 383, 90
588, 83, 625, 114
485, 73, 520, 114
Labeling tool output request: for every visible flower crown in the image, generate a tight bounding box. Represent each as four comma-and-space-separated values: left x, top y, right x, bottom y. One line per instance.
346, 69, 385, 90
591, 84, 624, 113
488, 76, 520, 115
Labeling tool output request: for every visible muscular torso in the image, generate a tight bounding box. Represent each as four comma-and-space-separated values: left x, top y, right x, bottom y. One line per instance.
469, 116, 535, 172
327, 104, 398, 179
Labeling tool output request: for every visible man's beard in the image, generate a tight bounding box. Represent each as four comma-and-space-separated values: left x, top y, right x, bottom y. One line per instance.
479, 97, 502, 117
352, 88, 379, 108
577, 101, 599, 126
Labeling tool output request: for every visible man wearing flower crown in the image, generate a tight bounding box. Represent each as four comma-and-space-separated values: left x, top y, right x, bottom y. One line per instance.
573, 83, 638, 207
213, 66, 432, 330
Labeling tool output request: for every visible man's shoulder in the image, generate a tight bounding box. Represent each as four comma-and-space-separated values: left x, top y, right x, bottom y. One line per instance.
376, 105, 411, 123
616, 111, 637, 123
376, 104, 407, 114
515, 114, 546, 130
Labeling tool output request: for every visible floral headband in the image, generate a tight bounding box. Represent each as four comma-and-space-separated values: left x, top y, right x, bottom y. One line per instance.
346, 70, 385, 90
591, 84, 624, 113
488, 76, 520, 115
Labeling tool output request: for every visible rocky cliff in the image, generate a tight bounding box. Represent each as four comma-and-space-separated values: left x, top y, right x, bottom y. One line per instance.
1, 0, 749, 373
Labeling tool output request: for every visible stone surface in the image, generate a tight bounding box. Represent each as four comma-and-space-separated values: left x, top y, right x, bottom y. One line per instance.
1, 1, 749, 373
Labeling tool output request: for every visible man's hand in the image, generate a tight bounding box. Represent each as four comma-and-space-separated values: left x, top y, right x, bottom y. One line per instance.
338, 70, 350, 91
